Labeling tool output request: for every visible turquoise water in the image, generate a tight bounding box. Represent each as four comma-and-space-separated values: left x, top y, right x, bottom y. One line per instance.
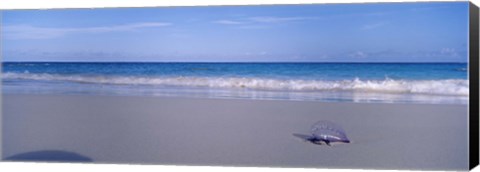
1, 62, 469, 104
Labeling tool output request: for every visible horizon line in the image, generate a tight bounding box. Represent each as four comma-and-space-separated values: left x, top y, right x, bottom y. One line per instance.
1, 61, 469, 63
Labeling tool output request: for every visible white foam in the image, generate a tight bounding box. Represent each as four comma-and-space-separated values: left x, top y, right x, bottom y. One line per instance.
2, 72, 469, 96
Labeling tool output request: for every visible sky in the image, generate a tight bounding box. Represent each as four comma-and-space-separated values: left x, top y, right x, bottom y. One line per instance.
1, 2, 470, 62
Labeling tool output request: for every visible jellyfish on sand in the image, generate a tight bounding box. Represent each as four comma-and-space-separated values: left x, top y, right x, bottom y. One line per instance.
293, 120, 350, 146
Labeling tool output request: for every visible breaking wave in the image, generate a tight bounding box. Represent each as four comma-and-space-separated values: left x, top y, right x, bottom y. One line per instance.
2, 72, 469, 96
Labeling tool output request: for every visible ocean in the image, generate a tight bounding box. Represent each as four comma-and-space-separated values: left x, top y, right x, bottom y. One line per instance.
1, 62, 469, 104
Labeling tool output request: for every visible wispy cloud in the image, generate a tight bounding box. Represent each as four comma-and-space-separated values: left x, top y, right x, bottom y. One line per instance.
247, 16, 315, 23
348, 51, 368, 58
212, 20, 245, 25
334, 48, 466, 62
361, 22, 388, 30
409, 5, 451, 12
439, 48, 460, 57
3, 22, 172, 39
213, 16, 317, 27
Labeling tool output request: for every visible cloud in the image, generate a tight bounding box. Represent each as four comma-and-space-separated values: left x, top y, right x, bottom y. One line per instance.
213, 10, 395, 27
361, 22, 388, 30
3, 22, 172, 39
212, 16, 317, 27
236, 25, 269, 30
332, 48, 466, 62
409, 6, 451, 12
440, 48, 456, 54
3, 49, 130, 62
247, 16, 315, 23
348, 51, 368, 58
212, 20, 245, 25
439, 48, 460, 57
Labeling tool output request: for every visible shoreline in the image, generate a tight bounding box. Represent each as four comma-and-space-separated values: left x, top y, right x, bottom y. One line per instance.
0, 91, 469, 105
2, 94, 469, 170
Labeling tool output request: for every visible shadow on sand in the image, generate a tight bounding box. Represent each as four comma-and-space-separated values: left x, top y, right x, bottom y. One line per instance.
5, 150, 93, 162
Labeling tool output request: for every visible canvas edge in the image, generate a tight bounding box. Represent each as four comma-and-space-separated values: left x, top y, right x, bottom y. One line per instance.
469, 1, 480, 170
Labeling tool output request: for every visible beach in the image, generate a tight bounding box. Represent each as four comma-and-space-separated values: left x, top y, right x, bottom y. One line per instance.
1, 2, 472, 171
2, 94, 469, 170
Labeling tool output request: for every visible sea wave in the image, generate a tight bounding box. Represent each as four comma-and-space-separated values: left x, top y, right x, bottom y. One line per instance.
1, 72, 469, 96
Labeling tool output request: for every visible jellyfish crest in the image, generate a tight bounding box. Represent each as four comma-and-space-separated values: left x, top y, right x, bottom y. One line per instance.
310, 120, 349, 142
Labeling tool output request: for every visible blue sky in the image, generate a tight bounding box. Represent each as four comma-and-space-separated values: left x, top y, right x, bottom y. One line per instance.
1, 2, 469, 62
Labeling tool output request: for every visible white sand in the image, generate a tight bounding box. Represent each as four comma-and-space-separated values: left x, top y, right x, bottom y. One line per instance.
2, 94, 469, 170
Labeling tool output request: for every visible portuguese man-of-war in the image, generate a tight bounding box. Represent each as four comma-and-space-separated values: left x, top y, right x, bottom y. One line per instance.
293, 120, 350, 146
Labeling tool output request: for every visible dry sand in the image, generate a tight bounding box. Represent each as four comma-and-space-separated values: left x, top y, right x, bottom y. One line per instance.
2, 94, 469, 170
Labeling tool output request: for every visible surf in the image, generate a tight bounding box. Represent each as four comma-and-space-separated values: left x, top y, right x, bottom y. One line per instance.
2, 72, 469, 96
